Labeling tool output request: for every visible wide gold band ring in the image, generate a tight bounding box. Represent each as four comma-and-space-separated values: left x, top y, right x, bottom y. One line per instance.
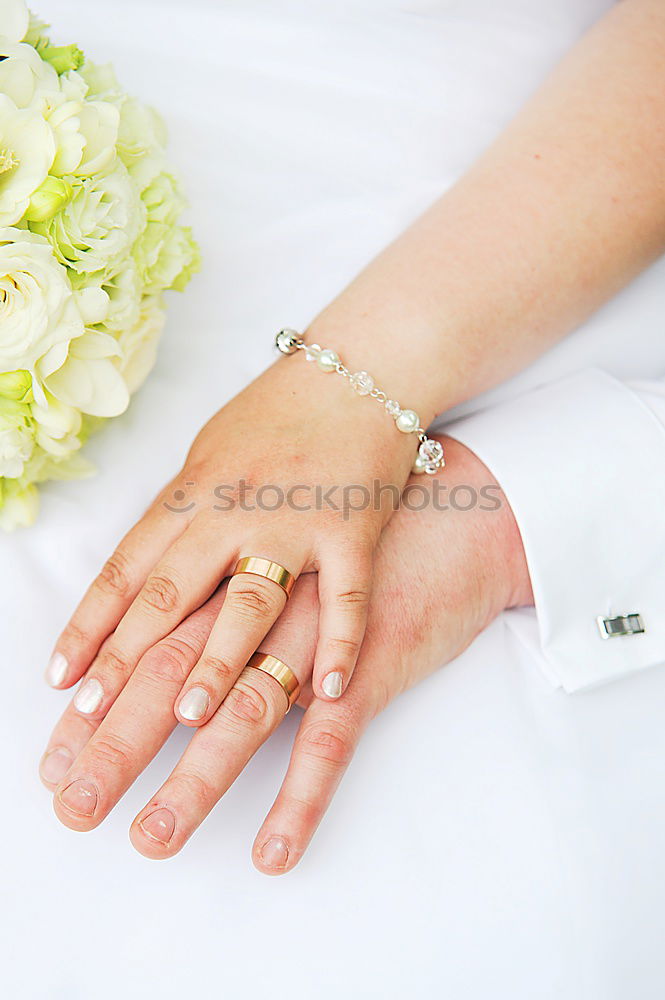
245, 652, 300, 713
232, 556, 296, 598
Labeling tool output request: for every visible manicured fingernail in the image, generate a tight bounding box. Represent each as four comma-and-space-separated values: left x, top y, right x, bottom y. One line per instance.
322, 671, 343, 698
178, 687, 209, 721
74, 678, 103, 715
59, 778, 98, 817
259, 836, 289, 869
140, 807, 176, 845
40, 747, 73, 785
45, 652, 68, 687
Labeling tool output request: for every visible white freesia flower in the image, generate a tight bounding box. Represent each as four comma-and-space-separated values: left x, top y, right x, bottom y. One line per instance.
0, 424, 33, 475
0, 227, 84, 380
0, 399, 34, 476
0, 0, 29, 44
0, 93, 55, 224
115, 294, 166, 393
0, 479, 38, 530
44, 329, 129, 417
0, 38, 59, 109
31, 391, 82, 456
31, 161, 145, 278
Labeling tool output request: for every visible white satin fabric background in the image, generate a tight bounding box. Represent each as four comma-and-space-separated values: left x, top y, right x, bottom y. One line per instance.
3, 1, 665, 997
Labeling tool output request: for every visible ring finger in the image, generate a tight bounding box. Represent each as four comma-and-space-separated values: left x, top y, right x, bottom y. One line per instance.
173, 542, 306, 726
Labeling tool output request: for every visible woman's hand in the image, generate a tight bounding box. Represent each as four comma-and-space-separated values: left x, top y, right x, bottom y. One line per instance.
40, 436, 533, 871
44, 354, 419, 723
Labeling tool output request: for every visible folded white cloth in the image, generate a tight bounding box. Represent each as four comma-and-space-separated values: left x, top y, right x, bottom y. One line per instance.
444, 369, 665, 691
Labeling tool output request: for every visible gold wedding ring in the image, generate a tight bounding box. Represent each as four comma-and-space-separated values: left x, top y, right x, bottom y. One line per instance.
232, 556, 296, 598
245, 652, 300, 713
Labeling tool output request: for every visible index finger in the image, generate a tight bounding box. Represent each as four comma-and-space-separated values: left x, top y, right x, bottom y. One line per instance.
44, 480, 195, 690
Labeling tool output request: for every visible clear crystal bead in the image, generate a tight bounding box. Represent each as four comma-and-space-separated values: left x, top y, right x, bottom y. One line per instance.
305, 343, 321, 361
350, 371, 374, 395
385, 399, 401, 418
419, 439, 444, 464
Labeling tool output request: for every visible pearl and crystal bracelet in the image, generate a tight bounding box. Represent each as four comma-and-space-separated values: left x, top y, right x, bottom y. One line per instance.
275, 328, 445, 475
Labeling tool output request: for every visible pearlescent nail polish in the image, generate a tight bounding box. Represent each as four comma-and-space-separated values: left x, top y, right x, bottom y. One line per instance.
179, 687, 209, 721
322, 671, 343, 698
45, 652, 68, 687
74, 677, 103, 715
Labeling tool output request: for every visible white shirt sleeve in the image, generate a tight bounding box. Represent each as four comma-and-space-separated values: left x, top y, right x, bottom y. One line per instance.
442, 368, 665, 692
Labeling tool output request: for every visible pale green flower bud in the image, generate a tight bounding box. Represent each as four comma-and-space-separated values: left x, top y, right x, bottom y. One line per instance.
0, 370, 33, 402
23, 176, 74, 223
36, 40, 85, 75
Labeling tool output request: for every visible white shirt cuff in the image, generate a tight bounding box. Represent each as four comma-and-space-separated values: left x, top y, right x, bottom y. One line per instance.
441, 368, 665, 692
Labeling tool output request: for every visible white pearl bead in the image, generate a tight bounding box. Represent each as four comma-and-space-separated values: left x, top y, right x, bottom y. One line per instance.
317, 348, 339, 372
396, 408, 419, 433
412, 455, 428, 474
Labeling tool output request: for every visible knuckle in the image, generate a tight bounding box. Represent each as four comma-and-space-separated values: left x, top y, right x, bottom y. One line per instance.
89, 733, 133, 771
97, 551, 133, 599
298, 721, 354, 767
60, 620, 92, 651
170, 770, 214, 812
228, 579, 281, 620
99, 647, 133, 683
140, 574, 181, 614
223, 680, 269, 725
201, 654, 237, 687
139, 638, 195, 686
335, 588, 370, 608
326, 635, 362, 659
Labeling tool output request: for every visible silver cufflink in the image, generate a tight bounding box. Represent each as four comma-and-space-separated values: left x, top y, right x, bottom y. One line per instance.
597, 613, 645, 639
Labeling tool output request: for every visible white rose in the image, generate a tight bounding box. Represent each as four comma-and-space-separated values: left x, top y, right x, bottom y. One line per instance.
0, 0, 29, 44
31, 161, 145, 279
0, 227, 84, 382
117, 96, 167, 167
98, 260, 142, 335
0, 93, 55, 224
115, 294, 166, 393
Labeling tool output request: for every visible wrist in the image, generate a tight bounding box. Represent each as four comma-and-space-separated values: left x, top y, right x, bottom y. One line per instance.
268, 334, 441, 483
306, 302, 447, 429
431, 436, 533, 613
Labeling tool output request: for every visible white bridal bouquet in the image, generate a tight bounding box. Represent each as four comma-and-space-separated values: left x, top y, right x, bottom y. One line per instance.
0, 0, 199, 528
